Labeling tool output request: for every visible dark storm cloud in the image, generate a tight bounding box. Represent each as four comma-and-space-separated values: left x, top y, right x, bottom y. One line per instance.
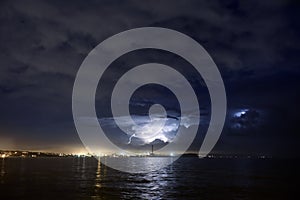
0, 0, 299, 155
2, 0, 298, 79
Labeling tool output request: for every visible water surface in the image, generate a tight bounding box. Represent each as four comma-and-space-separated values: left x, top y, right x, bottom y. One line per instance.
0, 157, 297, 199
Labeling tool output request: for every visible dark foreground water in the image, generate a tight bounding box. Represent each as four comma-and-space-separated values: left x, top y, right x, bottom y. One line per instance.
0, 157, 298, 200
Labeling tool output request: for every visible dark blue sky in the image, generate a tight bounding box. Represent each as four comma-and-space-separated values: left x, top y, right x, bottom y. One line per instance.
0, 0, 299, 156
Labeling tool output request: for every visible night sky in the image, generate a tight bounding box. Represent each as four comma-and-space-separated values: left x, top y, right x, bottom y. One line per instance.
0, 0, 299, 157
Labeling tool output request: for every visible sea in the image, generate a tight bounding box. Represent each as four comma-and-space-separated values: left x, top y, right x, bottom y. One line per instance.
0, 157, 298, 199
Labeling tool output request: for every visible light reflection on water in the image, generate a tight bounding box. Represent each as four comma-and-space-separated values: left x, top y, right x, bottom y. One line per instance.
103, 156, 175, 173
0, 157, 297, 199
0, 158, 5, 184
95, 158, 102, 189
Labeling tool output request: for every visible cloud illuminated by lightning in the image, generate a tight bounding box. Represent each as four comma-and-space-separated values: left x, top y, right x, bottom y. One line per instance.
80, 114, 199, 145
